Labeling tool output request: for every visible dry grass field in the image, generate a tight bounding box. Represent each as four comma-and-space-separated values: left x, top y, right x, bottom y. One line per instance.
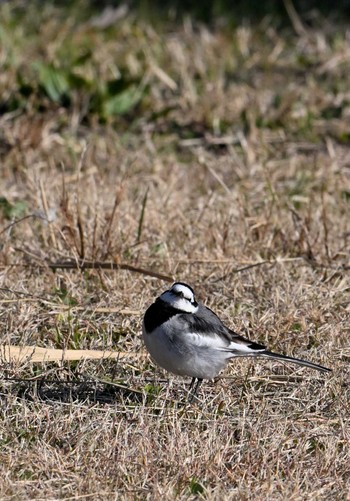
0, 2, 350, 499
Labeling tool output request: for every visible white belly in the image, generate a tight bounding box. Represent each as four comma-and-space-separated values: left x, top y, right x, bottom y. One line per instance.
142, 323, 230, 380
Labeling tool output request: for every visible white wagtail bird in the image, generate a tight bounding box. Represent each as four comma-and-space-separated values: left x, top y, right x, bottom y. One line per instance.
142, 282, 331, 400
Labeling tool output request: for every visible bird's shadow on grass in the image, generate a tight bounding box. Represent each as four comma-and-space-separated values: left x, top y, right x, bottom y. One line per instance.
1, 377, 144, 405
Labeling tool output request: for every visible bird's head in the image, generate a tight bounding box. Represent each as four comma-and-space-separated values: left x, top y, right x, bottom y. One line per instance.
159, 282, 198, 313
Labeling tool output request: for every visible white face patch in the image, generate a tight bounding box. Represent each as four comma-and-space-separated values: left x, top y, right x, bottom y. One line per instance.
171, 283, 195, 302
160, 283, 198, 313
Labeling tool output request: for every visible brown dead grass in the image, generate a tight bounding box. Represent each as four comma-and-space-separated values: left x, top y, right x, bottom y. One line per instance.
0, 3, 350, 500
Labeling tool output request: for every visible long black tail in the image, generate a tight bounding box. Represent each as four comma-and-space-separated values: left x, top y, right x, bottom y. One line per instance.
260, 350, 331, 373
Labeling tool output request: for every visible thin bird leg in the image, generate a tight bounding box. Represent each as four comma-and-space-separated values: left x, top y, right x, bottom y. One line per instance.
188, 377, 196, 391
188, 378, 203, 403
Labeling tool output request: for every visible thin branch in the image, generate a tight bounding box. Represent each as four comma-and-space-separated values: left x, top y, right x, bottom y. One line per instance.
213, 259, 274, 282
47, 259, 174, 282
136, 187, 149, 244
212, 256, 350, 283
0, 214, 46, 236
